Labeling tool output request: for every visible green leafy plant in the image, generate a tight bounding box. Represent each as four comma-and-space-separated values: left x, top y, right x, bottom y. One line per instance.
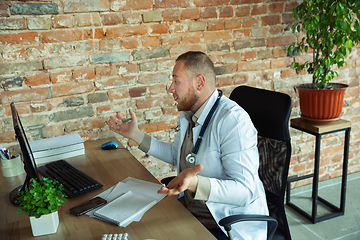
284, 0, 360, 89
16, 178, 67, 218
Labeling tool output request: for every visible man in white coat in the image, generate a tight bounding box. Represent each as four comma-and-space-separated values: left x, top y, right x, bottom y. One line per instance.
107, 51, 269, 240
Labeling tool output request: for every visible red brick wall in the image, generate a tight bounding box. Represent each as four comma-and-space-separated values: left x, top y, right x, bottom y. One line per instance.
1, 1, 359, 184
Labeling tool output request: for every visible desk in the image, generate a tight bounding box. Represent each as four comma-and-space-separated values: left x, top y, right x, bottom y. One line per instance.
0, 137, 216, 240
286, 118, 351, 223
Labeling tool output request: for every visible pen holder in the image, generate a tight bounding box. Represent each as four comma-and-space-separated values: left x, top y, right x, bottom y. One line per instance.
1, 153, 24, 177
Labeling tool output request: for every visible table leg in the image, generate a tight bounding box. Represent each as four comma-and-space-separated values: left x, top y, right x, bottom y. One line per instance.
340, 128, 350, 212
312, 134, 321, 223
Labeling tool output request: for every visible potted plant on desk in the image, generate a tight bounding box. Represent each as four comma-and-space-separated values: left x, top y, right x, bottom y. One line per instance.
16, 177, 67, 236
284, 0, 360, 124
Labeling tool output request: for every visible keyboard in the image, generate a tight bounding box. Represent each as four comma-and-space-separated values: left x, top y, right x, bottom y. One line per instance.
37, 160, 103, 198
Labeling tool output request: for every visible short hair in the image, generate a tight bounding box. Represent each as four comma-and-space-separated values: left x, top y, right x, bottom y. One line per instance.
176, 51, 216, 88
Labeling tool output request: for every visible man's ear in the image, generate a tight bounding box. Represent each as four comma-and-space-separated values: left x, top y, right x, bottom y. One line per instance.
195, 74, 206, 91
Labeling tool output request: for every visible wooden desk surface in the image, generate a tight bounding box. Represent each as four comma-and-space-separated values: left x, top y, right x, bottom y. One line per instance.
291, 118, 351, 134
0, 137, 216, 240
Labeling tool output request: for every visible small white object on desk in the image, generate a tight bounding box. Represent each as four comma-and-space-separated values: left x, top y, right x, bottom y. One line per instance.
101, 233, 128, 240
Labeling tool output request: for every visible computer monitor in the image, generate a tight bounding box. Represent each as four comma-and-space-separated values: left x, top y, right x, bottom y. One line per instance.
9, 102, 41, 205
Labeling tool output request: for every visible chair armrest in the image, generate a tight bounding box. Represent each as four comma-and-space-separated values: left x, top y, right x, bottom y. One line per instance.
162, 177, 278, 239
219, 214, 278, 240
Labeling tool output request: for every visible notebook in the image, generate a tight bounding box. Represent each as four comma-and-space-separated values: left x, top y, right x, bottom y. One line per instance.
93, 191, 157, 226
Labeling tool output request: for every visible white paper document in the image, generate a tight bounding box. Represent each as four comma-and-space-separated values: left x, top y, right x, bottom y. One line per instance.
94, 191, 157, 227
87, 177, 165, 227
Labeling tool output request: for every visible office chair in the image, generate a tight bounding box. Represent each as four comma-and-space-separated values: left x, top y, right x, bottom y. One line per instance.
219, 85, 292, 240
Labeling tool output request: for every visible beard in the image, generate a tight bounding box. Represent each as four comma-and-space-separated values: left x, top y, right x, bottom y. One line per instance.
175, 86, 199, 111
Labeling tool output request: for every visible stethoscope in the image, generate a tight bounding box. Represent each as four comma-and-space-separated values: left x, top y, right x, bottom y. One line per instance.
185, 90, 223, 164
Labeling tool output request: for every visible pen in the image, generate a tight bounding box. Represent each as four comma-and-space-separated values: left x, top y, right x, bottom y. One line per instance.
105, 117, 132, 126
1, 150, 9, 160
12, 149, 14, 159
0, 150, 6, 160
122, 118, 132, 123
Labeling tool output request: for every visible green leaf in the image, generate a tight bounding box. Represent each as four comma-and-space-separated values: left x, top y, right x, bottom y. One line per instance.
315, 15, 320, 23
337, 3, 344, 16
341, 46, 347, 55
292, 7, 296, 18
346, 39, 353, 49
335, 55, 341, 62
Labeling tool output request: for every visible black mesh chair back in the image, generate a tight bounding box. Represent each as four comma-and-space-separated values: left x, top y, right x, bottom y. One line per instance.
229, 86, 292, 240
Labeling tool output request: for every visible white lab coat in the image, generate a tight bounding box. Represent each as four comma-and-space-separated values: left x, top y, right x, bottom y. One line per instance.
147, 90, 268, 240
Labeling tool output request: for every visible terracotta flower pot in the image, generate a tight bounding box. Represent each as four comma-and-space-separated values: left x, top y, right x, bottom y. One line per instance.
296, 83, 348, 124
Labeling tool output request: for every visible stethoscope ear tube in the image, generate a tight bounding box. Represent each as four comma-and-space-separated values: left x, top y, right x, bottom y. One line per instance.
185, 90, 223, 164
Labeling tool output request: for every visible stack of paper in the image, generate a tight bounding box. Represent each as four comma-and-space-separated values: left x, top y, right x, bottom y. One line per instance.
29, 133, 84, 165
87, 177, 166, 227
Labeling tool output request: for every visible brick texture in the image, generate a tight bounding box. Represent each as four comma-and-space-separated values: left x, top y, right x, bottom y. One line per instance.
1, 0, 359, 184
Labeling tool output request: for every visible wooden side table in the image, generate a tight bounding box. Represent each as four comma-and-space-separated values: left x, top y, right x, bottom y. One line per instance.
286, 118, 351, 223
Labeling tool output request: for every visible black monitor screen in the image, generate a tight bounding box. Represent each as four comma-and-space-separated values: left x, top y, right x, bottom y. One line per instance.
9, 102, 40, 204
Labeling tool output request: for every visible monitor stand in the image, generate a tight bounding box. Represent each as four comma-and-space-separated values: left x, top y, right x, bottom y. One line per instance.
9, 175, 30, 205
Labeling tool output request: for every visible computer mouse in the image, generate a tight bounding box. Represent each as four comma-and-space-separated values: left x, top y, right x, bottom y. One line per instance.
101, 141, 119, 150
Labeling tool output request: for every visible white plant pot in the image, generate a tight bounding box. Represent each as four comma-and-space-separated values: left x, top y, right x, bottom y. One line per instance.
29, 211, 59, 236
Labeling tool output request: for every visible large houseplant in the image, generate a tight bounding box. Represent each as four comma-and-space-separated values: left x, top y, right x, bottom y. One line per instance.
16, 177, 67, 236
285, 0, 360, 123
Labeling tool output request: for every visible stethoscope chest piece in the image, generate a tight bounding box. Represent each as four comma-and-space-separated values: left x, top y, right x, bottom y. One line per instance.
186, 153, 196, 164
